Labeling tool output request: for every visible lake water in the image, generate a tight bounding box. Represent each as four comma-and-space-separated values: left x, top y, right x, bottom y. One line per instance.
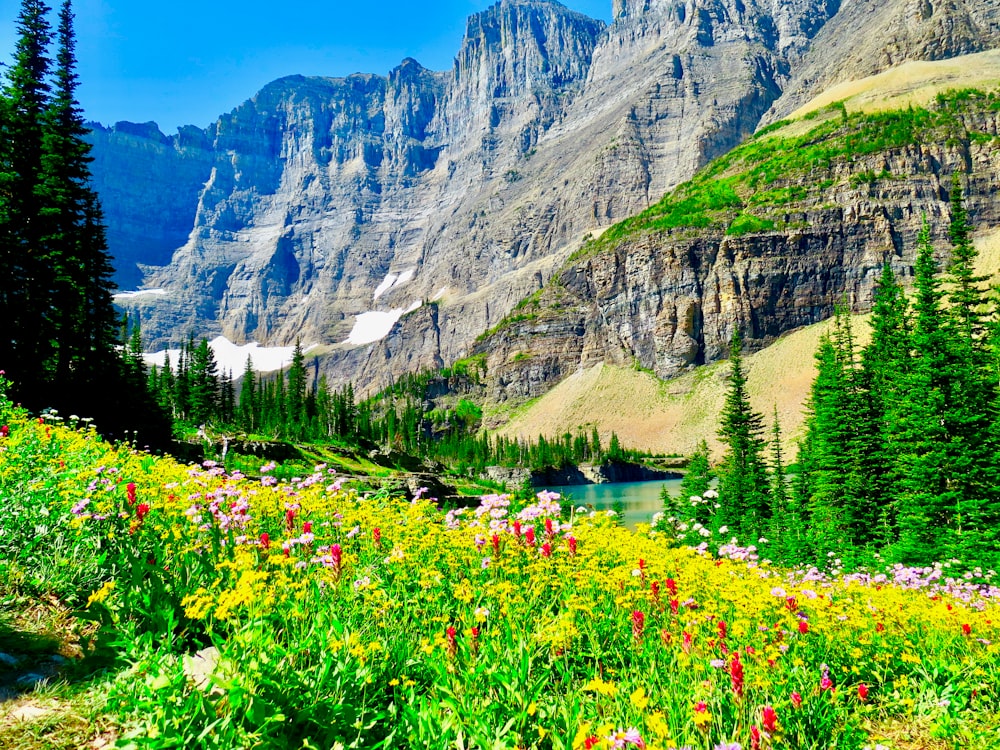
542, 478, 685, 529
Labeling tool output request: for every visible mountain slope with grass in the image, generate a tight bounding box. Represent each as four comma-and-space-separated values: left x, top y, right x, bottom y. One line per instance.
471, 65, 1000, 446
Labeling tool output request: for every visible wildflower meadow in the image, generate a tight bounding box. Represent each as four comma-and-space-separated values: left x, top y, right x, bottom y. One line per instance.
1, 376, 999, 749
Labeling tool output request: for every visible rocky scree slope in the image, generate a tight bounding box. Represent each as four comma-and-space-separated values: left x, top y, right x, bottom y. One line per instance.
472, 90, 1000, 404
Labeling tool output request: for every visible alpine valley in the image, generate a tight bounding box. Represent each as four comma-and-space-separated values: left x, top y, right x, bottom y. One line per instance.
93, 0, 1000, 445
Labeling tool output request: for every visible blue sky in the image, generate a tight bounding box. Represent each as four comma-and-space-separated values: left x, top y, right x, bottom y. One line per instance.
0, 0, 612, 133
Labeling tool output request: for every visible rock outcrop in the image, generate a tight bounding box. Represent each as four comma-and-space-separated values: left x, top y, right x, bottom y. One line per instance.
474, 101, 1000, 402
89, 0, 1000, 396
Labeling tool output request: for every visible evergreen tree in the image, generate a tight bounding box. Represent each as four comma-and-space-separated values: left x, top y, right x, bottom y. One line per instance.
42, 0, 119, 396
946, 172, 990, 350
238, 355, 257, 432
893, 220, 957, 562
188, 338, 219, 424
679, 439, 713, 501
716, 332, 770, 541
1, 0, 53, 399
285, 340, 307, 440
858, 263, 910, 544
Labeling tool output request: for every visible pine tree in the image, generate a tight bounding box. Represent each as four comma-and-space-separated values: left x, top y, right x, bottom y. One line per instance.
1, 0, 53, 400
858, 263, 910, 544
716, 332, 770, 541
894, 220, 954, 563
285, 340, 307, 440
946, 172, 990, 350
238, 355, 257, 432
188, 339, 219, 424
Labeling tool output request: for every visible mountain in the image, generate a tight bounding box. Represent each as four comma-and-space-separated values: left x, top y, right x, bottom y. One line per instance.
92, 0, 1000, 397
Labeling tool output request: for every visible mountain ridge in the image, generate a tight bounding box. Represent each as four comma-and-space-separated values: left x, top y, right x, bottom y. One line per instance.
89, 0, 1000, 399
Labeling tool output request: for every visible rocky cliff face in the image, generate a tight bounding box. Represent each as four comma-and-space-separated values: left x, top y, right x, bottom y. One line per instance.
91, 0, 1000, 396
474, 101, 1000, 402
86, 122, 215, 289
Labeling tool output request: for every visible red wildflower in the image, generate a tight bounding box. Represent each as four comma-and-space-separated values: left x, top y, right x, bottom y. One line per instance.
260, 532, 270, 550
683, 631, 693, 652
303, 520, 312, 534
632, 610, 645, 642
730, 651, 745, 699
670, 599, 680, 615
285, 508, 296, 532
962, 623, 972, 636
750, 725, 761, 750
650, 580, 661, 607
583, 737, 600, 750
135, 502, 150, 522
717, 620, 727, 640
446, 626, 458, 658
798, 620, 809, 635
876, 622, 885, 632
373, 526, 382, 547
567, 536, 577, 555
761, 705, 777, 733
126, 482, 137, 506
331, 543, 342, 571
513, 520, 522, 538
545, 517, 554, 537
541, 542, 552, 557
0, 425, 8, 438
665, 577, 678, 596
786, 596, 798, 611
791, 691, 803, 708
491, 533, 500, 555
525, 527, 536, 545
858, 683, 869, 701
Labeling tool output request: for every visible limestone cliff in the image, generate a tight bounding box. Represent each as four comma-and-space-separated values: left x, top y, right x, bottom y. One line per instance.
473, 93, 1000, 403
89, 0, 1000, 397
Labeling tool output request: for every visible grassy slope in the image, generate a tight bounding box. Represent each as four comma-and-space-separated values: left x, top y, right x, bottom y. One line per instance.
494, 226, 1000, 458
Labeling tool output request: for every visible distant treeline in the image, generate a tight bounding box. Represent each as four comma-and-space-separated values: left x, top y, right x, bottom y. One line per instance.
136, 339, 645, 473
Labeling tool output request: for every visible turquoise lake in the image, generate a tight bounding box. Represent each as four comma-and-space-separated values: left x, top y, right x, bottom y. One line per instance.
541, 478, 685, 528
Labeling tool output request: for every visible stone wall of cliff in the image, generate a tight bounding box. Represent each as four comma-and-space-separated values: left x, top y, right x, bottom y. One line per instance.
87, 0, 1000, 400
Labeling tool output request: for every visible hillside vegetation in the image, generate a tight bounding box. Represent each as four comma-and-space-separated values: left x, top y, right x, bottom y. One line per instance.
2, 380, 999, 748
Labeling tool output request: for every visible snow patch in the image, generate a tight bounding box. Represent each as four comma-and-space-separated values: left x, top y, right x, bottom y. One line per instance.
345, 301, 422, 346
431, 287, 448, 301
372, 273, 399, 301
372, 268, 416, 301
114, 289, 167, 300
143, 336, 312, 375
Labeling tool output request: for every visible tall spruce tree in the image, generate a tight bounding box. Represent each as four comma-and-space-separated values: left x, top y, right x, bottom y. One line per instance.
1, 0, 53, 399
894, 220, 955, 563
46, 1, 118, 397
716, 332, 770, 541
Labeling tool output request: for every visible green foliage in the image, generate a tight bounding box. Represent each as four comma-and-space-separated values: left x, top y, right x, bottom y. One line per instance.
716, 332, 771, 542
572, 88, 998, 266
0, 1, 169, 445
725, 212, 775, 236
